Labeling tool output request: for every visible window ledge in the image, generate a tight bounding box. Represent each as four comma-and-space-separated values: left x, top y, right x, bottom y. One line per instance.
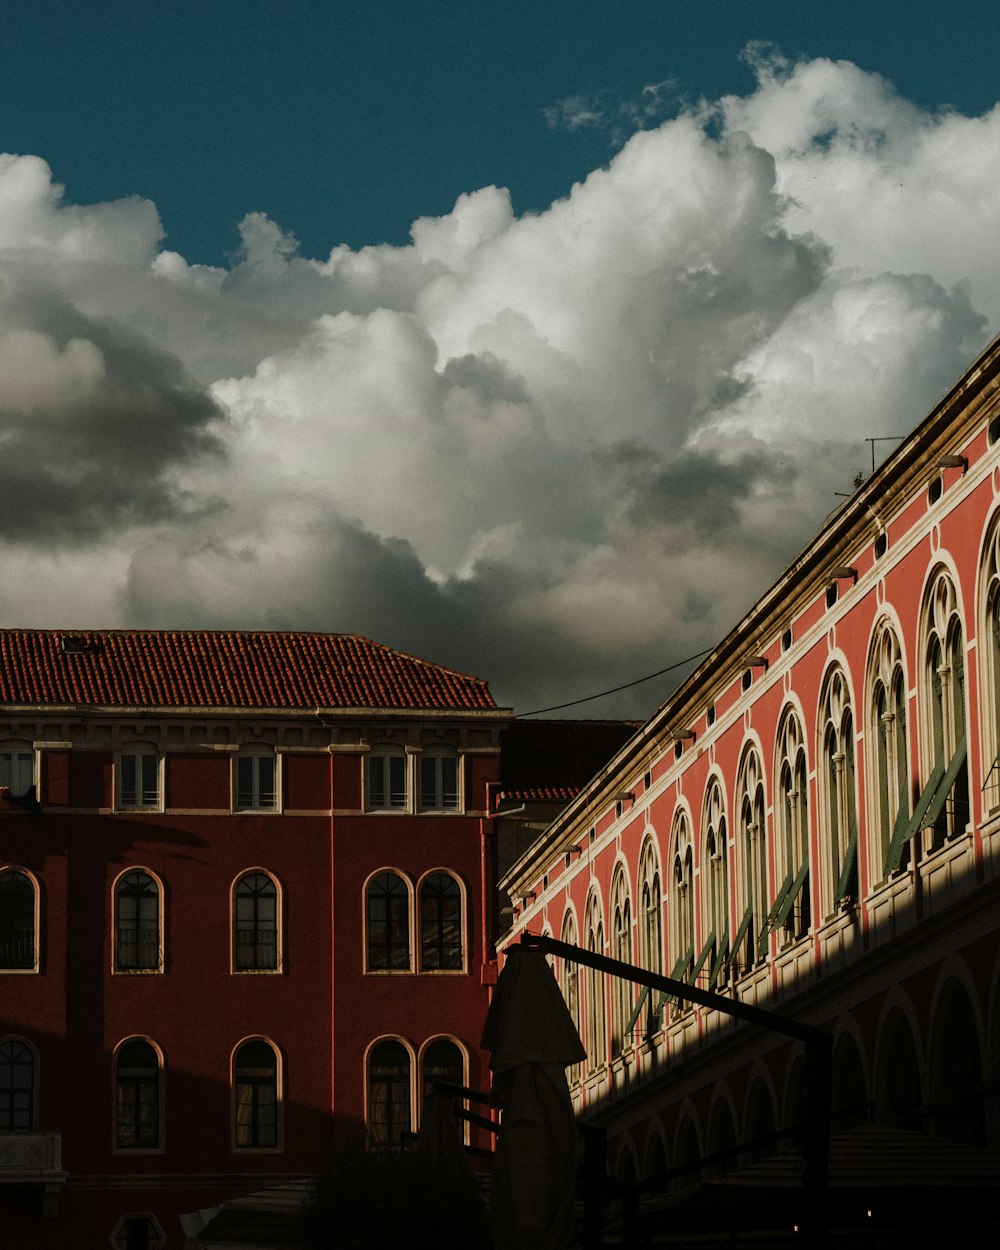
232, 969, 283, 976
112, 969, 163, 977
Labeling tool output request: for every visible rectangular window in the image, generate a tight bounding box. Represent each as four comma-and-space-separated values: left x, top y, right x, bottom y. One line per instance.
368, 754, 407, 810
119, 753, 160, 809
0, 750, 34, 797
236, 755, 278, 811
419, 755, 459, 811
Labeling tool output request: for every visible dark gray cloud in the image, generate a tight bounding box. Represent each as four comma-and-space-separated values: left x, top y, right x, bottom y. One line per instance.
0, 283, 225, 544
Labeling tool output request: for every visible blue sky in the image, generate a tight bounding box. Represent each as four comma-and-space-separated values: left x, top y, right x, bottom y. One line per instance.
2, 3, 1000, 714
3, 1, 999, 264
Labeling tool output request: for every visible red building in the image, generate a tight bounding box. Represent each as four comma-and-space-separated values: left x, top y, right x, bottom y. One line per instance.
0, 630, 510, 1249
500, 336, 1000, 1240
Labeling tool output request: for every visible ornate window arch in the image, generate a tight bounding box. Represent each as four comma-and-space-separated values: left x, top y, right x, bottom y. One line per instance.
669, 811, 695, 980
734, 746, 767, 973
638, 836, 662, 977
701, 781, 729, 986
867, 620, 910, 880
921, 569, 970, 851
113, 870, 163, 973
365, 870, 412, 972
232, 870, 281, 972
980, 517, 1000, 812
609, 865, 633, 1056
819, 667, 859, 911
774, 709, 810, 940
584, 889, 607, 1071
417, 870, 464, 971
560, 909, 582, 1084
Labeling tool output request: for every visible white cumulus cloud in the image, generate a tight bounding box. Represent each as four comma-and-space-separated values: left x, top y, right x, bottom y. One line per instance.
0, 50, 997, 714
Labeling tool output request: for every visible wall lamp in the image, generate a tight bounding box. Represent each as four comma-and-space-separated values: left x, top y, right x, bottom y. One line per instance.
614, 792, 636, 803
936, 453, 968, 472
828, 565, 858, 584
746, 655, 769, 670
672, 729, 696, 742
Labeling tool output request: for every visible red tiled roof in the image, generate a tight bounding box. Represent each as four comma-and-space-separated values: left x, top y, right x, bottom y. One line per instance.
0, 630, 498, 713
499, 719, 640, 803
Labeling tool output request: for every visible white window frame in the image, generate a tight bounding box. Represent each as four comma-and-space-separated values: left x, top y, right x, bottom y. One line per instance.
418, 750, 461, 812
367, 749, 409, 812
117, 745, 161, 812
0, 742, 35, 800
234, 752, 280, 813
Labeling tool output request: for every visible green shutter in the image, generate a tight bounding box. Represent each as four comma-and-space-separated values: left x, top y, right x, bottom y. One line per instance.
657, 945, 694, 1011
775, 857, 810, 926
834, 823, 858, 902
884, 748, 945, 874
919, 732, 968, 831
690, 928, 716, 986
625, 985, 649, 1034
708, 922, 729, 988
727, 903, 754, 974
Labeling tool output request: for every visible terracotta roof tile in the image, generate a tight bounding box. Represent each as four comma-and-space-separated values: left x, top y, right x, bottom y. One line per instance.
499, 719, 640, 803
0, 630, 497, 713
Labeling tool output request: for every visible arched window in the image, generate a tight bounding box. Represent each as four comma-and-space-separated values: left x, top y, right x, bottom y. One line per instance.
421, 1037, 465, 1101
609, 867, 632, 1056
234, 1039, 279, 1149
924, 572, 969, 851
418, 872, 463, 971
560, 911, 582, 1084
116, 1039, 161, 1150
0, 741, 34, 799
114, 871, 161, 972
702, 782, 729, 986
0, 1039, 34, 1132
669, 813, 694, 977
869, 622, 910, 879
981, 520, 1000, 812
110, 1215, 166, 1250
735, 748, 767, 973
584, 892, 606, 1070
419, 750, 460, 811
638, 838, 662, 976
366, 872, 411, 971
820, 670, 859, 911
774, 711, 810, 940
234, 872, 279, 972
0, 870, 37, 971
367, 1038, 412, 1148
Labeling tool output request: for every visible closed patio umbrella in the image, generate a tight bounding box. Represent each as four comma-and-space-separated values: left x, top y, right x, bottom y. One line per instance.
481, 945, 587, 1250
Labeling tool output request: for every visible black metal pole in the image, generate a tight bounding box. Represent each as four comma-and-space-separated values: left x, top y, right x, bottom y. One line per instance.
521, 932, 831, 1250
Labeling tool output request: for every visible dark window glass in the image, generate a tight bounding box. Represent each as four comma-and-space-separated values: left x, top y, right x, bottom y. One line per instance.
369, 755, 407, 809
0, 749, 33, 797
368, 1040, 410, 1148
234, 1040, 278, 1148
237, 755, 277, 810
235, 874, 278, 970
367, 873, 410, 970
420, 754, 459, 810
116, 873, 160, 971
116, 1040, 159, 1149
420, 874, 462, 970
422, 1038, 464, 1101
120, 752, 159, 808
0, 872, 35, 970
0, 1040, 33, 1132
